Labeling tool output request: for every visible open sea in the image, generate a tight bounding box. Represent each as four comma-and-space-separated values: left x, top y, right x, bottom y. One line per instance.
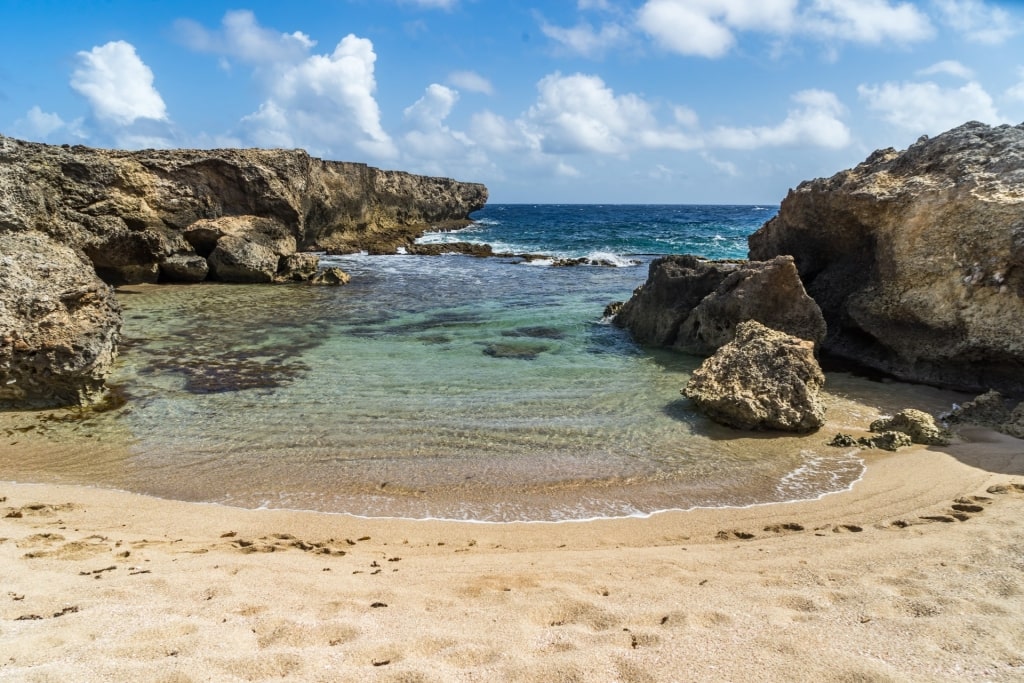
1, 205, 967, 522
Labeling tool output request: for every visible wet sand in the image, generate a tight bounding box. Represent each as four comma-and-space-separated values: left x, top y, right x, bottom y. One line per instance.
2, 427, 1023, 682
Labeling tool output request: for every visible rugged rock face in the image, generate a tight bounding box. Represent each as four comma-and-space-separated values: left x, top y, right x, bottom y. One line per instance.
944, 390, 1024, 439
614, 254, 825, 354
682, 320, 826, 432
0, 134, 488, 285
748, 121, 1024, 394
0, 232, 121, 407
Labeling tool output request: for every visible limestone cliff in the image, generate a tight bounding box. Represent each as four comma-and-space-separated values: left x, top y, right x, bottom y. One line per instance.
749, 121, 1024, 394
0, 135, 487, 406
0, 135, 488, 284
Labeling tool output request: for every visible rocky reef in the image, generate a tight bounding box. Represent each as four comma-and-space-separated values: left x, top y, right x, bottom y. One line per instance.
749, 121, 1024, 394
0, 135, 487, 407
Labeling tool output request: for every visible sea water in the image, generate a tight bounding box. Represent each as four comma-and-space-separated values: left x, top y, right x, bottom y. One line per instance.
0, 205, 965, 522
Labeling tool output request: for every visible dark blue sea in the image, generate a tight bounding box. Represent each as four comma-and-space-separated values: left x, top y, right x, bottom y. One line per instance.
4, 205, 959, 522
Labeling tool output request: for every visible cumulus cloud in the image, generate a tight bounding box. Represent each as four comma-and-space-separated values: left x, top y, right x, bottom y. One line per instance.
248, 34, 396, 158
803, 0, 933, 44
71, 41, 168, 126
523, 72, 661, 154
1006, 67, 1024, 102
447, 70, 494, 95
934, 0, 1018, 44
636, 0, 932, 58
180, 12, 395, 160
174, 10, 315, 64
10, 106, 87, 142
709, 90, 850, 149
858, 79, 1005, 134
917, 60, 974, 79
540, 20, 630, 57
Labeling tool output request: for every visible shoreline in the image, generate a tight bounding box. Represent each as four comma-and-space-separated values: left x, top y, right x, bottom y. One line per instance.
3, 429, 1023, 681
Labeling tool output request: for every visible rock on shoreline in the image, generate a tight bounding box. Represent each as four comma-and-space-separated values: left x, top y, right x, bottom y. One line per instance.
749, 121, 1024, 394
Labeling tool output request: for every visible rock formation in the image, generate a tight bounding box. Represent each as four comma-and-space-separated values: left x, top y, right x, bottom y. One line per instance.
614, 254, 825, 354
748, 121, 1024, 394
0, 134, 488, 285
870, 409, 952, 446
0, 231, 121, 407
682, 320, 826, 432
0, 134, 487, 406
943, 390, 1024, 439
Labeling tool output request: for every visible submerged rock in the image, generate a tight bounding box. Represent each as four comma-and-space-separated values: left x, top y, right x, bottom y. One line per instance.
749, 121, 1024, 393
614, 254, 824, 354
310, 267, 351, 286
277, 253, 320, 282
682, 320, 826, 432
0, 232, 122, 407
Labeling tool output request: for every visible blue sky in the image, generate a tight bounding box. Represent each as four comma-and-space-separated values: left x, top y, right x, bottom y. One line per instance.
2, 1, 1023, 203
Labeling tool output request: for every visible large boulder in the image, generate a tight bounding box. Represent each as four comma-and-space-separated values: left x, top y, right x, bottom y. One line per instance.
0, 232, 122, 406
870, 409, 951, 446
208, 235, 279, 283
682, 320, 826, 432
614, 254, 825, 353
749, 121, 1024, 393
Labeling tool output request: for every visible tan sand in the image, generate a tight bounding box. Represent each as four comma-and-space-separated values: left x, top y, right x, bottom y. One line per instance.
2, 428, 1023, 682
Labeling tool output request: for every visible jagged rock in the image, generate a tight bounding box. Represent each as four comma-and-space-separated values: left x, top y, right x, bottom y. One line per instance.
208, 236, 279, 283
159, 253, 209, 283
603, 301, 624, 319
0, 232, 121, 406
277, 253, 320, 282
828, 433, 858, 447
310, 267, 351, 286
749, 121, 1024, 393
870, 409, 951, 446
406, 242, 494, 257
858, 432, 913, 451
614, 254, 824, 354
682, 320, 826, 432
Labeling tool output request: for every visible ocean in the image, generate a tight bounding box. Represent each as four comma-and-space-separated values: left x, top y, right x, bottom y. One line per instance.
0, 205, 966, 522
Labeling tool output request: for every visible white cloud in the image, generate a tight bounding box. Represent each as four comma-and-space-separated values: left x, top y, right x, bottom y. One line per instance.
709, 89, 850, 149
70, 41, 168, 126
540, 20, 630, 57
804, 0, 934, 44
1006, 67, 1024, 102
447, 70, 494, 95
636, 0, 932, 59
858, 79, 1006, 134
578, 0, 612, 10
701, 152, 739, 176
917, 59, 974, 79
523, 73, 659, 154
174, 10, 315, 65
469, 111, 530, 154
249, 34, 396, 158
934, 0, 1017, 44
21, 106, 66, 137
180, 12, 396, 161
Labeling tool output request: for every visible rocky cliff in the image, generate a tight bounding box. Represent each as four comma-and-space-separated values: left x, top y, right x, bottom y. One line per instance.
0, 135, 488, 284
0, 135, 487, 406
749, 121, 1024, 394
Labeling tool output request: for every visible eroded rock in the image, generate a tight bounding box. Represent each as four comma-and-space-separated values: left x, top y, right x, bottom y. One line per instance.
0, 232, 121, 406
870, 409, 951, 446
749, 121, 1024, 393
682, 320, 826, 432
614, 254, 824, 354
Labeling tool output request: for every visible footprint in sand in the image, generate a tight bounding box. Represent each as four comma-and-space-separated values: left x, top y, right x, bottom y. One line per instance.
715, 530, 755, 540
763, 523, 805, 534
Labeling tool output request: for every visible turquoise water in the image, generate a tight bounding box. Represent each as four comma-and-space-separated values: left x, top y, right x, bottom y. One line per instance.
1, 205, 901, 521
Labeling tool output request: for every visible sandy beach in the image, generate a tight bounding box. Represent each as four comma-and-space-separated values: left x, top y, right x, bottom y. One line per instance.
1, 428, 1022, 682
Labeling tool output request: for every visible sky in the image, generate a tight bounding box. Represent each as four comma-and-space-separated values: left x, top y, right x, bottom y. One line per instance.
1, 1, 1023, 204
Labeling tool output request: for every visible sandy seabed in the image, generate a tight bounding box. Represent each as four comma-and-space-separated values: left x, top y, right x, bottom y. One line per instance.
1, 427, 1023, 682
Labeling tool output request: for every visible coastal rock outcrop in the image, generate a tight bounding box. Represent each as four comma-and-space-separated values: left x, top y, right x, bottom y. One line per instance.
0, 232, 121, 407
0, 134, 488, 285
614, 254, 825, 353
748, 121, 1024, 394
944, 390, 1024, 439
682, 320, 826, 432
870, 409, 952, 446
